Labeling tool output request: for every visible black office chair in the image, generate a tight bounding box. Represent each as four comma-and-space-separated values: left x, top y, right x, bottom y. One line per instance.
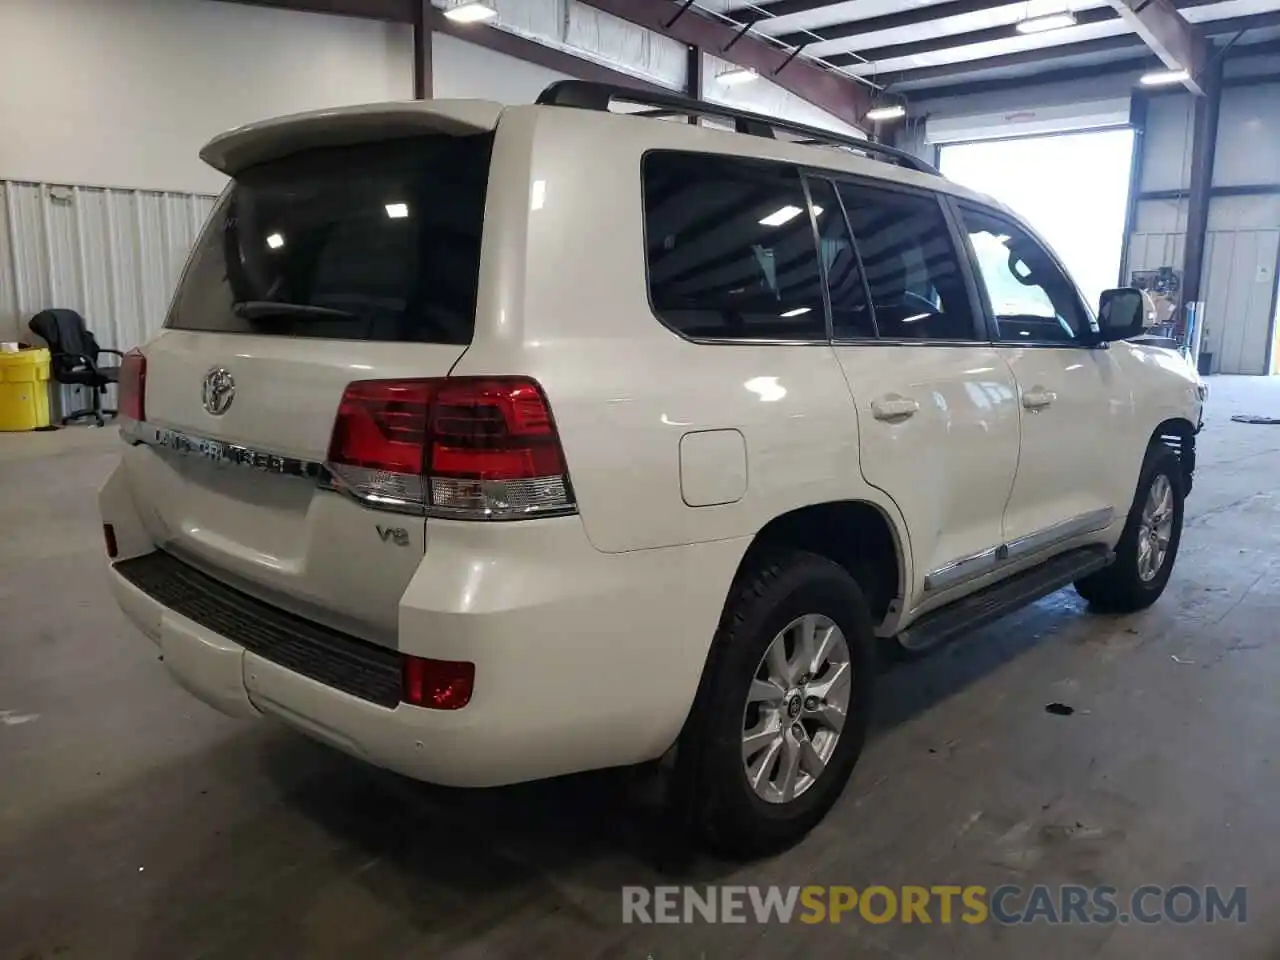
28, 309, 123, 426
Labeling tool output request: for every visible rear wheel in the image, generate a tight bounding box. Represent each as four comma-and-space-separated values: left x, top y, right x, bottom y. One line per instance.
1076, 444, 1184, 612
684, 550, 876, 859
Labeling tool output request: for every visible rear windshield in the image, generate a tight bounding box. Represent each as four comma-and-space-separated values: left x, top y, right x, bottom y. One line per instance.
169, 134, 493, 343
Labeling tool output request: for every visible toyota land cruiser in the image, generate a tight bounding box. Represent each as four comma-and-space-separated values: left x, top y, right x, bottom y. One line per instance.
100, 81, 1205, 857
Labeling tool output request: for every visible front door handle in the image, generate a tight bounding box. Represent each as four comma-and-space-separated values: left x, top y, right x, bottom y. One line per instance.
872, 394, 920, 421
1022, 387, 1057, 410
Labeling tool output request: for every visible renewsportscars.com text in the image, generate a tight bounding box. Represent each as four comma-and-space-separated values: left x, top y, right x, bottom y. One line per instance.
622, 884, 1247, 926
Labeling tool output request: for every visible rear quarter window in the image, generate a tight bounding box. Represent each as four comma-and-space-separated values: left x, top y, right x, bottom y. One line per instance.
642, 151, 828, 341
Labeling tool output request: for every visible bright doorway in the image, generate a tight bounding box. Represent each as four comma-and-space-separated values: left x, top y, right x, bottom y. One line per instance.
939, 128, 1136, 311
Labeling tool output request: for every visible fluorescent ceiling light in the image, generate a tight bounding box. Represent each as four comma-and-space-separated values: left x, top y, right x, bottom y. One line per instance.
759, 205, 802, 227
1015, 11, 1077, 34
266, 233, 284, 249
717, 66, 758, 86
1140, 68, 1190, 87
780, 307, 812, 318
444, 1, 496, 24
385, 202, 409, 219
865, 104, 907, 122
758, 204, 823, 227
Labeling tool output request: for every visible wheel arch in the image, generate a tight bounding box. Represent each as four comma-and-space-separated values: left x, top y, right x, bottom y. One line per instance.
729, 499, 908, 629
1149, 416, 1197, 493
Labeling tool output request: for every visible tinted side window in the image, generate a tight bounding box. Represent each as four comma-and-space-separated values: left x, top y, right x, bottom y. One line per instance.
959, 206, 1087, 343
806, 178, 874, 339
644, 152, 826, 340
836, 183, 976, 341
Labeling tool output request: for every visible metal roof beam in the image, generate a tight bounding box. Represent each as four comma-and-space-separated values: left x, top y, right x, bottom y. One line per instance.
901, 32, 1280, 103
831, 5, 1276, 72
882, 35, 1144, 88
830, 7, 1119, 67
774, 0, 1011, 48
733, 0, 857, 26
1106, 0, 1208, 94
574, 0, 874, 125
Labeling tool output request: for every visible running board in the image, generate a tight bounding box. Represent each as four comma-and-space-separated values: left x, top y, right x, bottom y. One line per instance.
897, 545, 1113, 653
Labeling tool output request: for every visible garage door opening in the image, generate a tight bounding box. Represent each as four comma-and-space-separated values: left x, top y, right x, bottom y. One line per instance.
939, 128, 1135, 312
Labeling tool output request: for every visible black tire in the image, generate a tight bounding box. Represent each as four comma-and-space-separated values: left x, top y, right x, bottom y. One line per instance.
683, 550, 876, 859
1075, 443, 1184, 613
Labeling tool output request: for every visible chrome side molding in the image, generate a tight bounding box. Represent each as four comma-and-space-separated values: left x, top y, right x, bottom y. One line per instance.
923, 546, 1000, 593
924, 507, 1116, 593
1003, 507, 1114, 562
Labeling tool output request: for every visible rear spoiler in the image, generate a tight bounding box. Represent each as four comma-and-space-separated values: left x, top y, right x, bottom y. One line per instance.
199, 100, 505, 176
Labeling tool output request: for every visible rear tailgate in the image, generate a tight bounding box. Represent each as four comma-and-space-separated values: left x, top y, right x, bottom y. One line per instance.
121, 102, 501, 646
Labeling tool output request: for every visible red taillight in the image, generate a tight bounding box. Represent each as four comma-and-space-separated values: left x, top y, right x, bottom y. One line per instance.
119, 349, 147, 422
402, 655, 475, 709
324, 377, 575, 519
327, 380, 432, 474
103, 523, 118, 559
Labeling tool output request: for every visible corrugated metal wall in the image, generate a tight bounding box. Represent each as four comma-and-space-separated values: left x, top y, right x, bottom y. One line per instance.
1127, 82, 1280, 375
1128, 194, 1280, 375
0, 179, 215, 415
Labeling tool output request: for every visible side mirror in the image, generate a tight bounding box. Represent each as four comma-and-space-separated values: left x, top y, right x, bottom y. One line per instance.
1096, 287, 1146, 341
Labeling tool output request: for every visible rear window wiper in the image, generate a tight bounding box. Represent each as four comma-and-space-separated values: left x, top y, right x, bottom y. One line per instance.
232, 301, 356, 321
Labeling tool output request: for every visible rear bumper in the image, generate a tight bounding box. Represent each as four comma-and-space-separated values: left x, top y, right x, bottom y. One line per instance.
100, 459, 747, 787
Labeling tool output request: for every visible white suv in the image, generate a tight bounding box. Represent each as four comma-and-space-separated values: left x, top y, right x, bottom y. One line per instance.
100, 81, 1205, 857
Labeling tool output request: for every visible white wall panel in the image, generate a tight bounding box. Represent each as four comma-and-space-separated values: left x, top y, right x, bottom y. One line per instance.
1140, 94, 1195, 193
0, 0, 413, 194
1213, 83, 1280, 188
1202, 228, 1279, 375
0, 181, 215, 415
702, 54, 861, 135
566, 2, 687, 89
447, 0, 686, 91
432, 33, 574, 103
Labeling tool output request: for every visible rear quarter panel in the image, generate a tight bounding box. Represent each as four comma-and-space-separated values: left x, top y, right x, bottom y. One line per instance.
453, 106, 911, 575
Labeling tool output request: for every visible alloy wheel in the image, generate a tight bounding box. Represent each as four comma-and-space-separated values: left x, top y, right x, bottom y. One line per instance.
1137, 473, 1175, 582
741, 613, 853, 804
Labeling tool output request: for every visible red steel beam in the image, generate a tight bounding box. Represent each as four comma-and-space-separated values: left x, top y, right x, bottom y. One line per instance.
211, 0, 670, 94
1107, 0, 1209, 94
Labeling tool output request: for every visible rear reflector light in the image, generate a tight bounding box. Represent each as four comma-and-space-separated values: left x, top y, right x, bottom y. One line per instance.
103, 523, 118, 559
402, 656, 475, 709
119, 349, 147, 422
324, 377, 575, 520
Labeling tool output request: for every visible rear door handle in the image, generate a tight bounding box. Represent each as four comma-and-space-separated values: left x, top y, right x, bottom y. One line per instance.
872, 395, 920, 421
1022, 387, 1057, 410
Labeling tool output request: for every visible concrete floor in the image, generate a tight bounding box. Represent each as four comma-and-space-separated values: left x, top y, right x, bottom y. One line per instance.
2, 376, 1279, 960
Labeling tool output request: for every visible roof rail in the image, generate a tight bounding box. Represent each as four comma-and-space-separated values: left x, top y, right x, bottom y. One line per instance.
534, 80, 940, 177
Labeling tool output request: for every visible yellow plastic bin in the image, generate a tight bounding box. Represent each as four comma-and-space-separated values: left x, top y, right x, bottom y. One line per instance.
0, 346, 52, 432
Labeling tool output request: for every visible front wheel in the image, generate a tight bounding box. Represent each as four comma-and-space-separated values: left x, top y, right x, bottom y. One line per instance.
683, 550, 876, 859
1076, 444, 1184, 612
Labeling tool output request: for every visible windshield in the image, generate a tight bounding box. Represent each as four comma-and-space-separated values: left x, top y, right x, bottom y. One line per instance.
168, 133, 494, 343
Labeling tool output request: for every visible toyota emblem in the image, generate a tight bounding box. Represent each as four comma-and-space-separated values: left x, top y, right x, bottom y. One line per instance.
202, 368, 235, 416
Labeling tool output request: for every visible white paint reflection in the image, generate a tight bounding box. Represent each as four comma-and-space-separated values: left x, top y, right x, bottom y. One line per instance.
745, 376, 786, 402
